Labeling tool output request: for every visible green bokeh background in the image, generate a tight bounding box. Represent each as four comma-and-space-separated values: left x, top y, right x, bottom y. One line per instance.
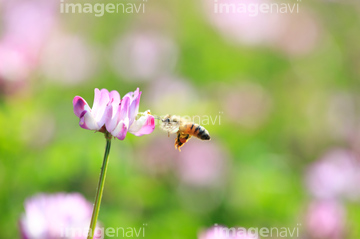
1, 0, 360, 238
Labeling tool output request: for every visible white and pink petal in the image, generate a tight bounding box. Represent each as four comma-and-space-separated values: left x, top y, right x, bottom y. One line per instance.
128, 111, 155, 136
128, 90, 142, 126
92, 88, 110, 123
79, 111, 99, 130
109, 90, 121, 105
106, 95, 131, 136
112, 118, 129, 140
105, 104, 117, 133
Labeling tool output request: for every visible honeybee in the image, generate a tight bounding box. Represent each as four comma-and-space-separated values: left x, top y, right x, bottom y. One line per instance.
159, 115, 211, 151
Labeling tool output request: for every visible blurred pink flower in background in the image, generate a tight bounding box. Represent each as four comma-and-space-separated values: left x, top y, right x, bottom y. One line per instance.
220, 82, 272, 129
19, 193, 101, 239
174, 141, 229, 213
199, 225, 259, 239
0, 0, 57, 93
2, 0, 57, 56
176, 140, 228, 187
305, 200, 346, 239
40, 31, 99, 85
136, 135, 179, 176
0, 42, 32, 95
138, 137, 228, 213
1, 0, 98, 86
202, 0, 321, 56
111, 32, 178, 81
73, 88, 155, 139
137, 132, 229, 188
272, 11, 321, 56
305, 148, 360, 200
0, 42, 33, 82
202, 0, 283, 46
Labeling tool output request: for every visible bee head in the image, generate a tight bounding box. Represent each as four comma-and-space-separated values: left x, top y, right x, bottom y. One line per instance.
161, 114, 171, 123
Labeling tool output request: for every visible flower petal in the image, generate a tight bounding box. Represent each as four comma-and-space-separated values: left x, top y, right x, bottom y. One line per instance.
92, 88, 101, 112
105, 104, 119, 133
128, 89, 142, 126
109, 90, 120, 105
123, 87, 139, 99
129, 111, 155, 136
119, 96, 130, 121
92, 88, 110, 123
104, 90, 121, 132
112, 118, 129, 140
79, 111, 100, 130
107, 96, 130, 138
73, 96, 89, 118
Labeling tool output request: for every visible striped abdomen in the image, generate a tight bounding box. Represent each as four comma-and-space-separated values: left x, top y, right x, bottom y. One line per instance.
181, 123, 211, 140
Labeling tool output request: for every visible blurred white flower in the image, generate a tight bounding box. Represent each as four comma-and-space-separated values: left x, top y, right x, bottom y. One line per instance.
111, 32, 178, 81
40, 32, 99, 85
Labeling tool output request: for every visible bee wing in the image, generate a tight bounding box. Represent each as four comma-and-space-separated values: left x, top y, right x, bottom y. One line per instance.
159, 119, 179, 134
162, 124, 179, 134
168, 125, 180, 134
160, 115, 183, 134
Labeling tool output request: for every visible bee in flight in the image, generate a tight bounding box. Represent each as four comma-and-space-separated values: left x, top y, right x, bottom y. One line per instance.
158, 114, 211, 151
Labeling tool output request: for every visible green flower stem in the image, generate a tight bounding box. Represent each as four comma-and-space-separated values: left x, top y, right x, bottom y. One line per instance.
87, 132, 112, 239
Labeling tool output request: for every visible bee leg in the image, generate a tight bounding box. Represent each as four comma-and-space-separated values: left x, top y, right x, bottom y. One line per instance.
175, 134, 191, 152
168, 132, 170, 137
174, 133, 182, 152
